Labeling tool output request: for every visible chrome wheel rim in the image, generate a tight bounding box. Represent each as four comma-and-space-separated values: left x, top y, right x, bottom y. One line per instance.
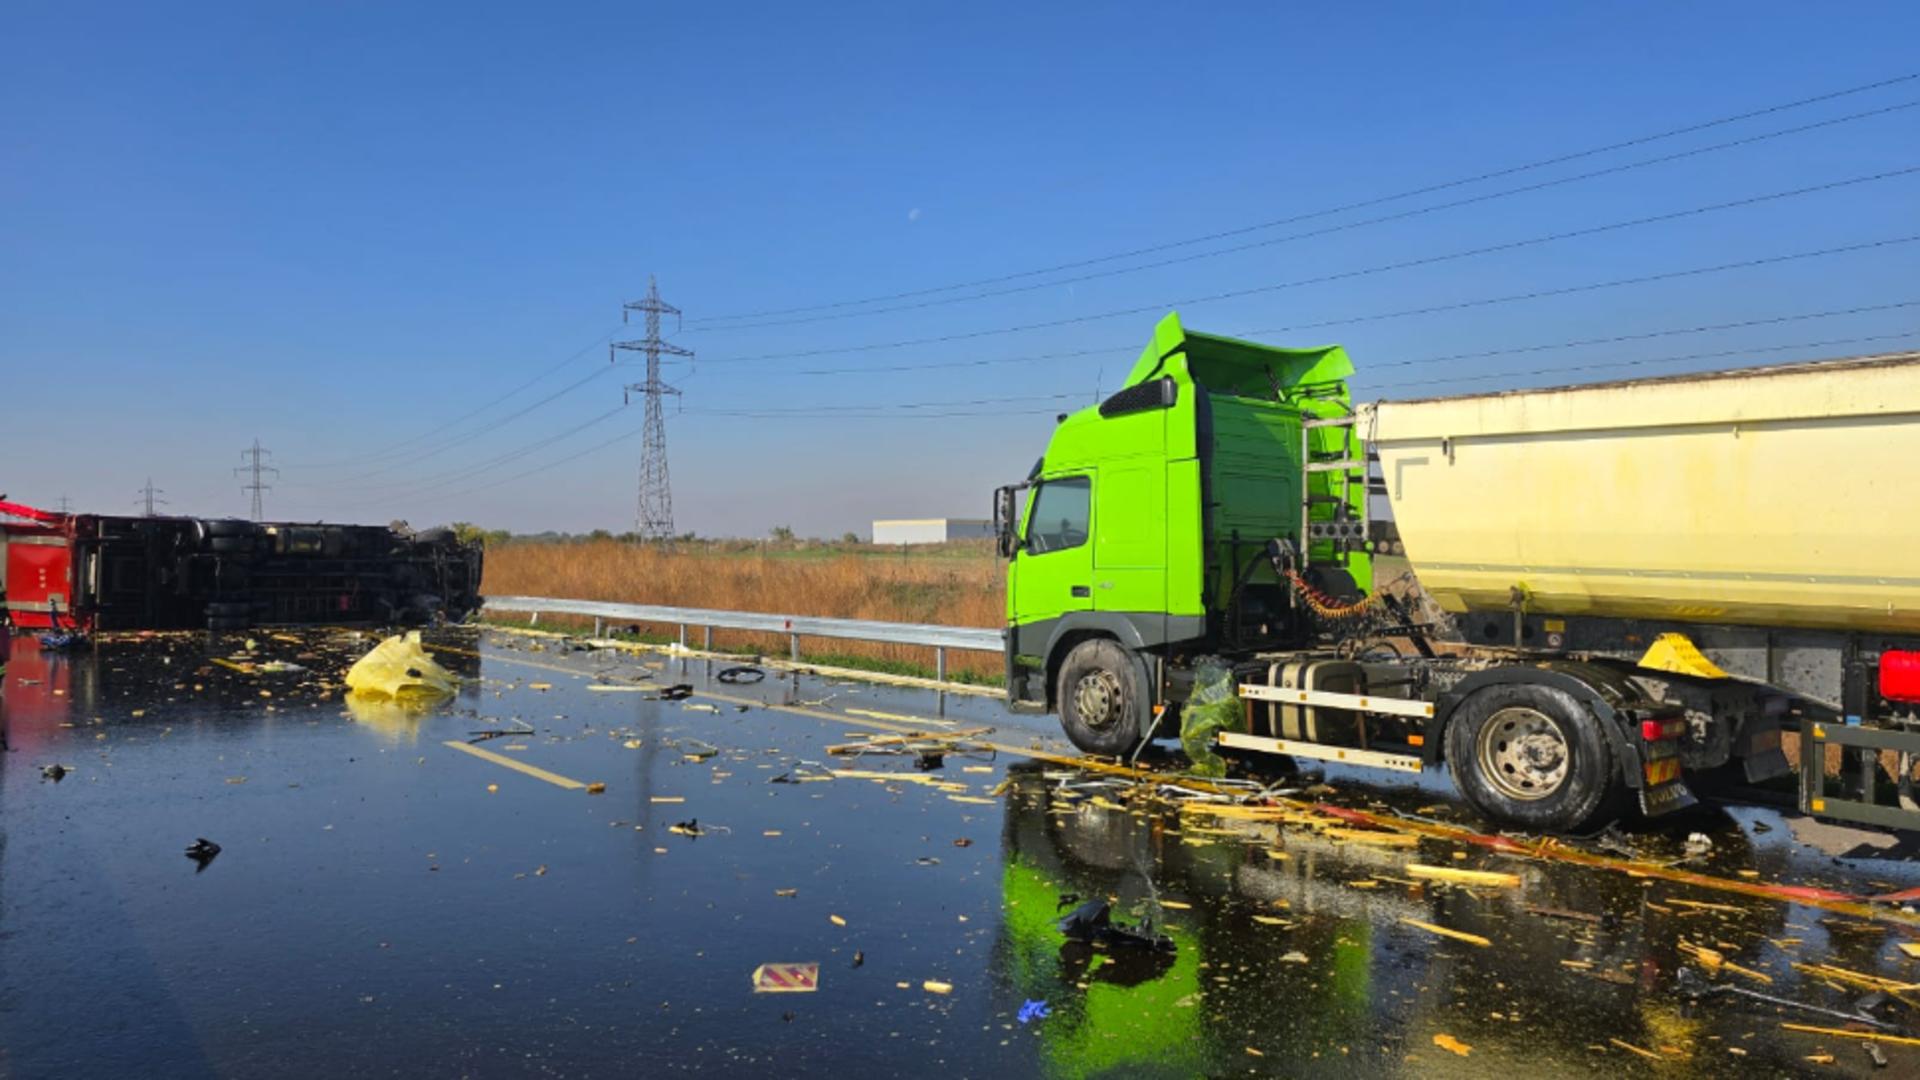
1073, 670, 1123, 730
1476, 706, 1569, 801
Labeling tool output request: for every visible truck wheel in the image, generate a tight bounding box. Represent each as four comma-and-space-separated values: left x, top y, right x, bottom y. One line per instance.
1057, 639, 1145, 758
1446, 683, 1623, 833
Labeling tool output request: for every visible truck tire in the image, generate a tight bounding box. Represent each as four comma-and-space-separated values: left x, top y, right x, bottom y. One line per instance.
1057, 639, 1146, 758
1445, 682, 1624, 833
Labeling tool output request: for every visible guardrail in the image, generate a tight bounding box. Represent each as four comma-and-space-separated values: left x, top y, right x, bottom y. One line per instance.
482, 595, 1005, 682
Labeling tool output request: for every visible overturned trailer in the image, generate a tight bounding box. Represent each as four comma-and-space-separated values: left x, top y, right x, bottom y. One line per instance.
0, 500, 483, 633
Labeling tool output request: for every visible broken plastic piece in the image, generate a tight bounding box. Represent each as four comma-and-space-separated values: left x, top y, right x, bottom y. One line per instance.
1056, 899, 1174, 952
185, 837, 222, 871
716, 666, 766, 684
344, 632, 458, 702
751, 962, 819, 993
1017, 999, 1050, 1025
1433, 1033, 1472, 1057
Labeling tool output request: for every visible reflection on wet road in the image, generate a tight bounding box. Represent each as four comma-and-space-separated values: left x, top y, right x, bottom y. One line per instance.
3, 628, 1918, 1077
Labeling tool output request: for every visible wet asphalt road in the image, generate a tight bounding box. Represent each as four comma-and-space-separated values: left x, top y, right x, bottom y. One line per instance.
4, 628, 1920, 1078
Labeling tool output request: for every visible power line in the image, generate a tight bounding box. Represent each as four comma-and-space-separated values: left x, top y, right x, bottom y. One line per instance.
293, 326, 622, 470
1389, 332, 1920, 392
235, 438, 277, 521
688, 71, 1920, 326
309, 364, 617, 486
795, 284, 1920, 378
697, 167, 1920, 366
333, 404, 630, 502
696, 99, 1920, 333
1361, 299, 1920, 373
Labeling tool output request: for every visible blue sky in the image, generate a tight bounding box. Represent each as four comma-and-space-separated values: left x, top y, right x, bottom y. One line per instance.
5, 2, 1917, 537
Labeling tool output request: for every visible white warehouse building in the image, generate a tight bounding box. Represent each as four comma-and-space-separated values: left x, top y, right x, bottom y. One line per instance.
871, 518, 995, 545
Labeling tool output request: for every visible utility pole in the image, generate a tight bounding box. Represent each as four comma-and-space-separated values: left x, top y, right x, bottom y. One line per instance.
56, 495, 72, 514
611, 276, 693, 540
235, 438, 278, 521
134, 478, 168, 517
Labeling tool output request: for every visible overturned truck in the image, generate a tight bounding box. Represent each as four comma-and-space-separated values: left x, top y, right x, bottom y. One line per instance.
1, 500, 483, 633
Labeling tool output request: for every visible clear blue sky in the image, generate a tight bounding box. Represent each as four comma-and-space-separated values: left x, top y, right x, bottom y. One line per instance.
5, 2, 1917, 537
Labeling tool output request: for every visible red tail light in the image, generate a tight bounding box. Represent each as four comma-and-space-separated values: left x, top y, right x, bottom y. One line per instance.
1882, 651, 1920, 704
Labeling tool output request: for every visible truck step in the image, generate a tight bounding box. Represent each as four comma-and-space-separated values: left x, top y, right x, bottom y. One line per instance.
1305, 459, 1364, 473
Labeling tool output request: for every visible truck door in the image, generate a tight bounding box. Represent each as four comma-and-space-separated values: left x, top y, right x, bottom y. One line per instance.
1009, 473, 1094, 663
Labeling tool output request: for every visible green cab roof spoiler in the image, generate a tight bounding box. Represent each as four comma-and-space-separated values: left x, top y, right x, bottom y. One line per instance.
1121, 311, 1353, 398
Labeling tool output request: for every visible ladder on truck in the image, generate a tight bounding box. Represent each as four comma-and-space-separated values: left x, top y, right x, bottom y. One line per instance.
1299, 412, 1368, 568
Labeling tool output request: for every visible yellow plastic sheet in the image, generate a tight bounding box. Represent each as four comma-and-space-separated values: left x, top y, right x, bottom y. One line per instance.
344, 631, 458, 702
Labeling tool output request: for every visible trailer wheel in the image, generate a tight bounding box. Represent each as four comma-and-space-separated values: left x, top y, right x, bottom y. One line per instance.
1057, 639, 1145, 758
1446, 683, 1623, 833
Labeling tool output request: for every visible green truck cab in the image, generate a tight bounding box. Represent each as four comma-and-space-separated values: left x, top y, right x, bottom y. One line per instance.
995, 312, 1369, 756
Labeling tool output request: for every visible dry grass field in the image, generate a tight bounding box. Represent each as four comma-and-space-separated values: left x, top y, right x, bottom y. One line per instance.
481, 539, 1005, 680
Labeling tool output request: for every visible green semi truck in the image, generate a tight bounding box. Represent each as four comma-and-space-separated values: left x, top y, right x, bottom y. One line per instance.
994, 313, 1920, 833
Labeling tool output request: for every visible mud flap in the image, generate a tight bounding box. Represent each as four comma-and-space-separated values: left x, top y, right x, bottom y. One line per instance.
1640, 779, 1698, 817
1739, 716, 1791, 783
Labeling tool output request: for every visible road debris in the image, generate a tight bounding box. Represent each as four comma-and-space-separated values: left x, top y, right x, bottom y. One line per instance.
1399, 918, 1491, 947
344, 632, 458, 702
1433, 1033, 1472, 1057
184, 837, 222, 871
750, 963, 819, 993
1056, 899, 1174, 952
1017, 999, 1050, 1024
1609, 1038, 1665, 1062
716, 666, 765, 684
1407, 863, 1521, 888
40, 763, 70, 782
922, 980, 953, 995
1781, 1023, 1920, 1047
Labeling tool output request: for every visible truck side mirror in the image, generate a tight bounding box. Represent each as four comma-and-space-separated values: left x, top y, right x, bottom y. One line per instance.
993, 485, 1025, 559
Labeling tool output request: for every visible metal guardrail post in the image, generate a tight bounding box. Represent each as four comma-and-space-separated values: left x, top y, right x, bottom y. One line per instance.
703, 626, 712, 650
678, 624, 688, 650
936, 647, 947, 682
594, 617, 604, 638
790, 633, 800, 661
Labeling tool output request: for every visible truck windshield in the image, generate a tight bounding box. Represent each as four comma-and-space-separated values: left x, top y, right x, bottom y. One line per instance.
1024, 476, 1090, 555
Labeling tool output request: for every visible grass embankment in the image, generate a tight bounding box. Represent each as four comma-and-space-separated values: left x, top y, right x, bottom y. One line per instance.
480, 539, 1006, 683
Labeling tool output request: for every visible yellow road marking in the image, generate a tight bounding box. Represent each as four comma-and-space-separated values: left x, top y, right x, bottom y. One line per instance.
443, 739, 588, 790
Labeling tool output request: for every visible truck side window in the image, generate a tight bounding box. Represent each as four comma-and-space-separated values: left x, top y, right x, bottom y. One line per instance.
1024, 476, 1091, 555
